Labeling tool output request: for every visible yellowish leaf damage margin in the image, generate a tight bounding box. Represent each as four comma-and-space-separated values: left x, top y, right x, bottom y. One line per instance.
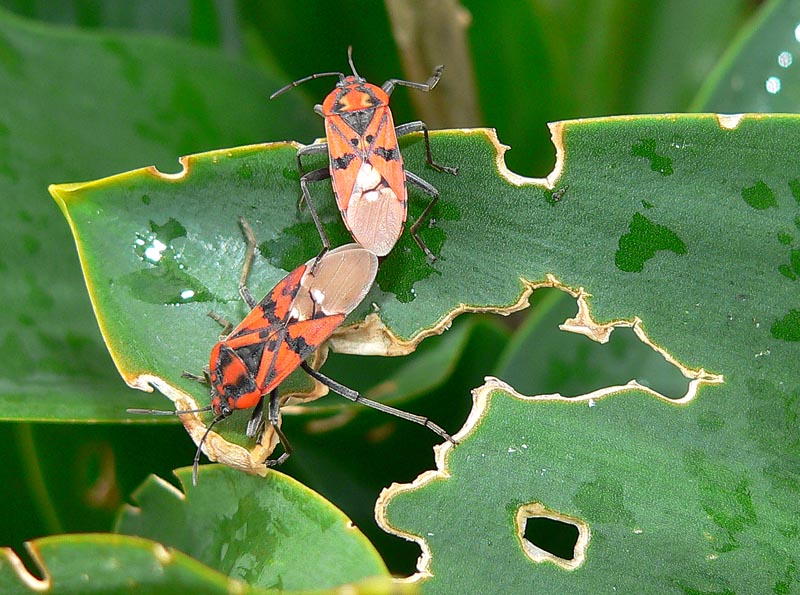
515, 503, 590, 571
372, 117, 744, 582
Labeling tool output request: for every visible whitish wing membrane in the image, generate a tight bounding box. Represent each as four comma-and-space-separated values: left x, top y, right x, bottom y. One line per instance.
292, 245, 378, 319
345, 162, 405, 257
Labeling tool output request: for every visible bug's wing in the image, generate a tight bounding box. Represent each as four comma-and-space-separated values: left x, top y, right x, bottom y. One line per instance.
255, 244, 377, 393
326, 115, 365, 213
331, 108, 407, 256
225, 265, 307, 348
255, 314, 346, 393
295, 244, 379, 318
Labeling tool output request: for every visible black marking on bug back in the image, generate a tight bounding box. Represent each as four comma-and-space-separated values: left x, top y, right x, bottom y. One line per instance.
333, 153, 356, 170
258, 303, 283, 326
341, 109, 376, 136
263, 336, 280, 353
375, 146, 398, 162
285, 331, 314, 360
254, 272, 303, 325
228, 371, 258, 403
234, 341, 267, 375
215, 344, 236, 375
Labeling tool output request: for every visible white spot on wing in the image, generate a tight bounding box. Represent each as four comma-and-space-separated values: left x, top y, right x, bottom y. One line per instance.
311, 289, 325, 304
352, 162, 382, 197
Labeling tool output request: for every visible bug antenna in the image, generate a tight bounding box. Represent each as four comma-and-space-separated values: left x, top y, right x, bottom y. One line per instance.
193, 415, 224, 486
270, 70, 347, 99
347, 46, 361, 79
127, 405, 213, 416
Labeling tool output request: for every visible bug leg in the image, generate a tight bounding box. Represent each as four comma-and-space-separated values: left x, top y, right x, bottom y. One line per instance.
235, 216, 258, 309
395, 121, 458, 175
246, 395, 265, 439
265, 389, 293, 466
207, 311, 234, 337
300, 361, 455, 444
296, 143, 329, 209
381, 64, 444, 96
404, 170, 441, 262
300, 167, 333, 269
181, 368, 210, 385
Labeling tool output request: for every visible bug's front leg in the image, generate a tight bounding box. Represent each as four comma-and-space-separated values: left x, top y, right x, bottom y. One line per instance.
247, 395, 265, 439
236, 216, 258, 309
381, 65, 444, 96
181, 368, 211, 385
300, 167, 333, 267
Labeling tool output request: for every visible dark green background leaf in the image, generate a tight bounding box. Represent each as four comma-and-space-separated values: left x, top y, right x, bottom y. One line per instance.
0, 8, 313, 422
693, 0, 800, 112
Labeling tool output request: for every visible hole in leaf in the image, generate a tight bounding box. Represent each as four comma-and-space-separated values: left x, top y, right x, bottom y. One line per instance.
522, 516, 579, 561
516, 503, 588, 570
497, 289, 690, 400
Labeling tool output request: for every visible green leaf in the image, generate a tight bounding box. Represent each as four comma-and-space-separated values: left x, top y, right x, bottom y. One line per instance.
116, 465, 391, 591
280, 317, 511, 574
380, 376, 799, 593
0, 8, 314, 422
693, 0, 800, 111
367, 118, 799, 591
0, 533, 406, 594
0, 533, 267, 595
54, 114, 799, 469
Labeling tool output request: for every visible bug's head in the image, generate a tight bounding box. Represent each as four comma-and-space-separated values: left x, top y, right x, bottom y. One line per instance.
209, 384, 231, 417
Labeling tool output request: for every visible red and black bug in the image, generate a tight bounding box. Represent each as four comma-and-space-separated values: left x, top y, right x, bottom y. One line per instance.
131, 218, 453, 484
271, 47, 458, 260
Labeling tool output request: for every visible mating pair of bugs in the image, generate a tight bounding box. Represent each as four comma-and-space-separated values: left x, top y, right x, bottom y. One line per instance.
133, 50, 458, 484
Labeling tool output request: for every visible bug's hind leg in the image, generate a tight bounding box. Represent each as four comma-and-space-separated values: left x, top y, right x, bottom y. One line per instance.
404, 170, 442, 262
300, 361, 454, 444
300, 167, 334, 270
395, 121, 458, 175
